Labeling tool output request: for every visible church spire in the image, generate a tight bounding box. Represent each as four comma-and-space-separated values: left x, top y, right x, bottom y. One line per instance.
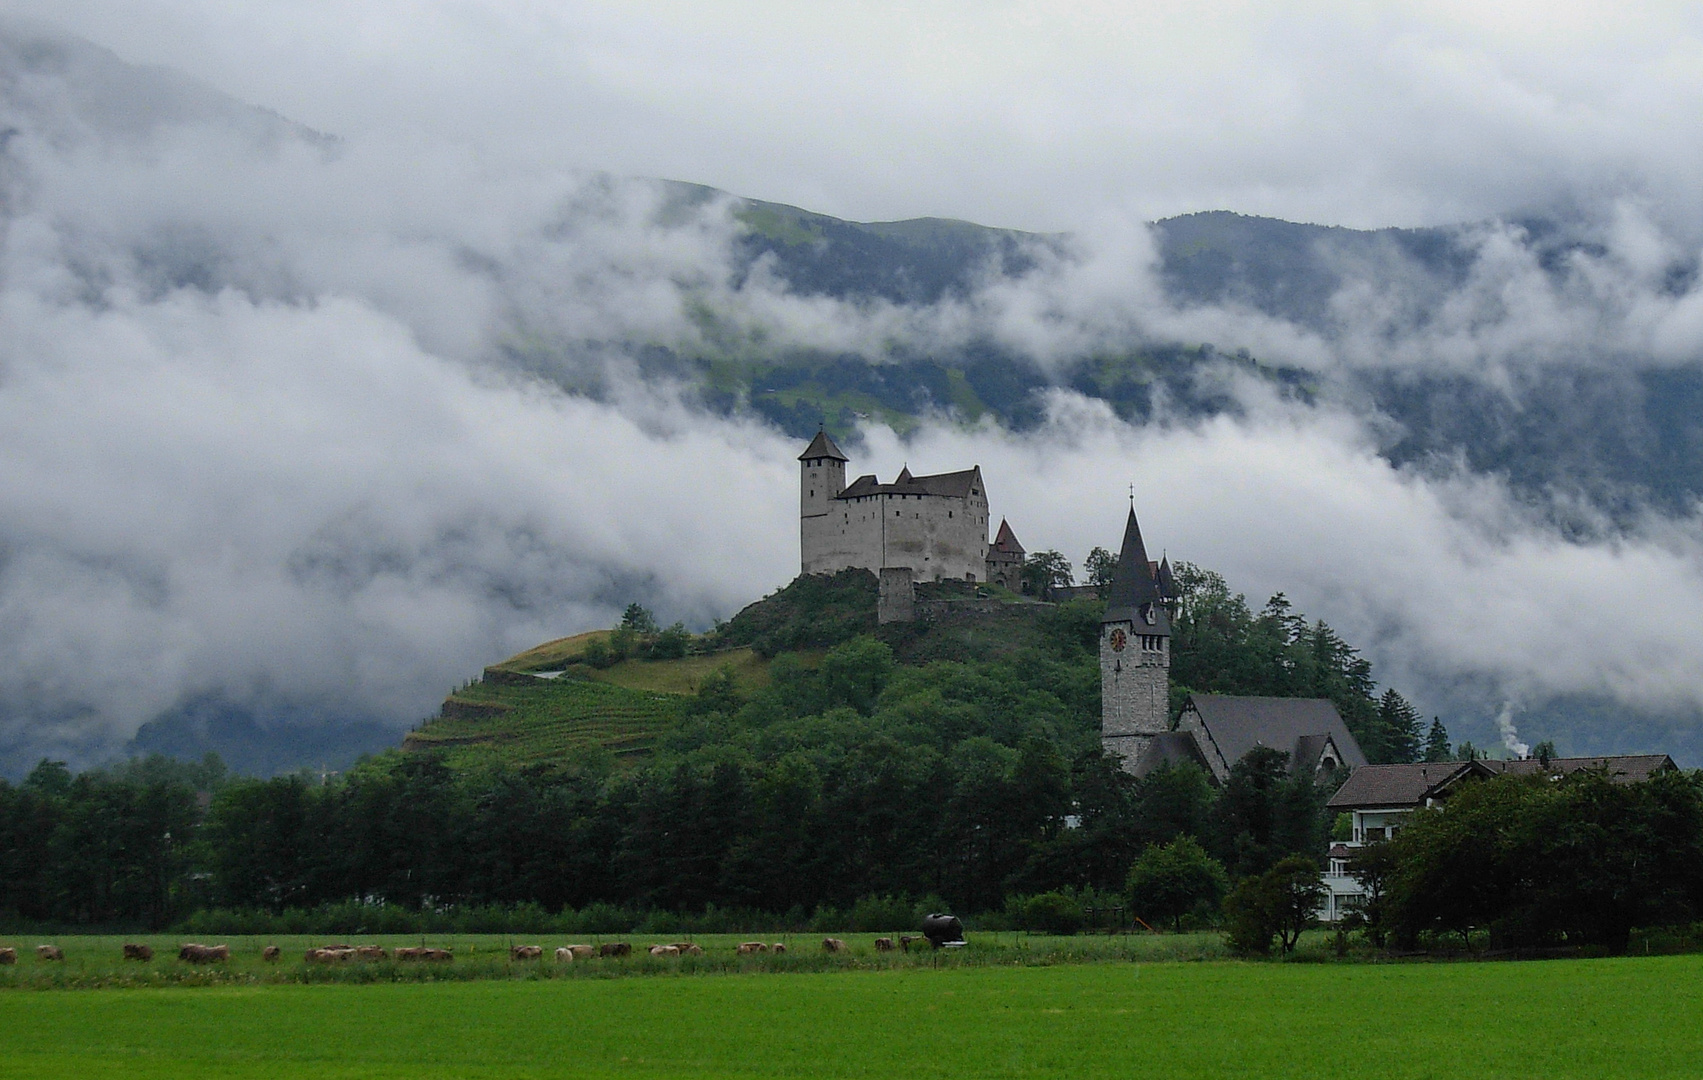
1103, 507, 1170, 635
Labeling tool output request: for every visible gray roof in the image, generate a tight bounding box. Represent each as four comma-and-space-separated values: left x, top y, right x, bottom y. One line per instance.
1185, 694, 1368, 773
1156, 556, 1178, 601
1487, 754, 1677, 783
1103, 508, 1170, 633
1134, 731, 1217, 778
837, 466, 982, 500
798, 430, 849, 462
1326, 753, 1677, 810
1326, 761, 1488, 809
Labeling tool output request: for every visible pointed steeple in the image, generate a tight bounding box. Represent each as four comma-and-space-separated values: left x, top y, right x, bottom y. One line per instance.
1103, 507, 1170, 634
992, 518, 1024, 554
798, 428, 848, 462
1156, 555, 1178, 602
896, 465, 914, 484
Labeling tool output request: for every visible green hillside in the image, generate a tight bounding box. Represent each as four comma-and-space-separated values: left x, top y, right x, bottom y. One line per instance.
405, 569, 1069, 770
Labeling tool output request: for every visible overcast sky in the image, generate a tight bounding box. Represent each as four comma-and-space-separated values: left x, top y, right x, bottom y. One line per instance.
3, 3, 1703, 771
6, 0, 1703, 231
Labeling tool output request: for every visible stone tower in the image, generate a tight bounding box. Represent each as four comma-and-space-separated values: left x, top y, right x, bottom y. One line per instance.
1101, 507, 1171, 773
798, 428, 849, 573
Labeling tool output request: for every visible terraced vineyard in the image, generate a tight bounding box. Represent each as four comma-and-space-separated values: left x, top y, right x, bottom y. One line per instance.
405, 675, 686, 767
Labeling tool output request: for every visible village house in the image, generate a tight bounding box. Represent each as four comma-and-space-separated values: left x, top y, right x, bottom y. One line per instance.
1318, 754, 1680, 921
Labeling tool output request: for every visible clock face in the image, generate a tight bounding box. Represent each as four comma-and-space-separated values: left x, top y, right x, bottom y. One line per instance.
1109, 628, 1127, 652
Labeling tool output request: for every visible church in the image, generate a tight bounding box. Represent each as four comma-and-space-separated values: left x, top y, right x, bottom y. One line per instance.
1097, 506, 1367, 782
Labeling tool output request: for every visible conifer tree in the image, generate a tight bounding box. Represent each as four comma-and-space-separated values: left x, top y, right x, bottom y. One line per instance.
1423, 717, 1451, 762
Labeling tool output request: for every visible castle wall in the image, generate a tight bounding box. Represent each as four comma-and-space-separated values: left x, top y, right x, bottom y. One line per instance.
803, 490, 989, 580
1100, 622, 1169, 773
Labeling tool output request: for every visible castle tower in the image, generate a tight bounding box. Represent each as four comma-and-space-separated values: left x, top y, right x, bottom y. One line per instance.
1101, 507, 1171, 773
798, 428, 848, 574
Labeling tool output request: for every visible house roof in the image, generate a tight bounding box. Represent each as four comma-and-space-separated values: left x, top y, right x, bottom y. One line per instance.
1487, 754, 1677, 783
991, 518, 1024, 555
1103, 508, 1170, 633
798, 429, 849, 462
1326, 761, 1490, 810
1133, 731, 1217, 778
837, 466, 982, 500
1186, 695, 1368, 774
1326, 753, 1677, 811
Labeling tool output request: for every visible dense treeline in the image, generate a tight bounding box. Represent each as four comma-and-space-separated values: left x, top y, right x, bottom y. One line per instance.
0, 567, 1438, 930
1358, 768, 1703, 952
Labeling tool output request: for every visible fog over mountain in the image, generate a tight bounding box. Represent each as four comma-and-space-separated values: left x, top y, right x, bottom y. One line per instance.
3, 15, 1703, 774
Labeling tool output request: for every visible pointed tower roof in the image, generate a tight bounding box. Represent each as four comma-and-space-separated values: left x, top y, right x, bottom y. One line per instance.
798, 428, 848, 462
992, 518, 1024, 554
1157, 555, 1178, 601
1103, 507, 1170, 634
896, 465, 914, 484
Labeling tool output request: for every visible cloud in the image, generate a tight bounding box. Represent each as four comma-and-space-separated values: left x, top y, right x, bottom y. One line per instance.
4, 14, 1703, 771
6, 1, 1703, 230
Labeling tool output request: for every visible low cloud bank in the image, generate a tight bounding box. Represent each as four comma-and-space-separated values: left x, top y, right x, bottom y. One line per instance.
4, 19, 1703, 771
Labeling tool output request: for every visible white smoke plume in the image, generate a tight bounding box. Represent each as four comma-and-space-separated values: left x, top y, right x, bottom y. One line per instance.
1494, 702, 1530, 761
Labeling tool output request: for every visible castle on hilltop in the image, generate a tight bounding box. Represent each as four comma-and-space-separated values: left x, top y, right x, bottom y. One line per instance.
799, 429, 1022, 586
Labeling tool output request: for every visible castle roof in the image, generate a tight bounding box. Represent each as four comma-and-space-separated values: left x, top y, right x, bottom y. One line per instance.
1102, 507, 1170, 634
798, 429, 849, 462
837, 466, 983, 500
991, 519, 1024, 555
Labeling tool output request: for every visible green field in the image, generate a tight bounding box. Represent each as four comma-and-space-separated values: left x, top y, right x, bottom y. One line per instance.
2, 954, 1699, 1078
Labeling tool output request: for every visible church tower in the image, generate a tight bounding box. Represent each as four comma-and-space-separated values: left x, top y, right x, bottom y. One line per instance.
798, 428, 848, 574
1101, 506, 1171, 773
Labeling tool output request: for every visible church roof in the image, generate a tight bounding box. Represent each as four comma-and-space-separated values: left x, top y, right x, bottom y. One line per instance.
1184, 694, 1368, 775
798, 429, 849, 462
1132, 731, 1216, 779
837, 466, 983, 500
991, 518, 1024, 555
1102, 507, 1170, 633
1156, 556, 1178, 601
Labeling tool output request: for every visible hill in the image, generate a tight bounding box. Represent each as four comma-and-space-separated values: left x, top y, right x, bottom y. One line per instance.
402, 570, 1091, 770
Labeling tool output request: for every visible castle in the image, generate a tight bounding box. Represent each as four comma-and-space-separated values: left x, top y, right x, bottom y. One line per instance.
798, 431, 1365, 780
799, 429, 1021, 587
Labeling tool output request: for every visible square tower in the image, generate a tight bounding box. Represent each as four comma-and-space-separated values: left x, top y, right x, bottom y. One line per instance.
1101, 507, 1171, 773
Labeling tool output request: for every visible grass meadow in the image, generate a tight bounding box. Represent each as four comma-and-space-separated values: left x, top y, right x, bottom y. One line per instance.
2, 953, 1700, 1079
1, 935, 1700, 1078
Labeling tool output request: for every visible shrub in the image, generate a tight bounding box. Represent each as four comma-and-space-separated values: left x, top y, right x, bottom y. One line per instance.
1020, 892, 1085, 936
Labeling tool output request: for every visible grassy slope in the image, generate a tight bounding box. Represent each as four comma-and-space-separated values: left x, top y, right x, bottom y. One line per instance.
405, 572, 1062, 770
3, 955, 1700, 1079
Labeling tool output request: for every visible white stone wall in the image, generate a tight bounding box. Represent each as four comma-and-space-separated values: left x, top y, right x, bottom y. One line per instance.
801, 477, 990, 580
1100, 622, 1169, 773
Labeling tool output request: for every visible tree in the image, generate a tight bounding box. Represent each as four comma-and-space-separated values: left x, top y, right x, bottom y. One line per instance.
1020, 550, 1072, 595
1083, 546, 1118, 594
620, 604, 658, 635
1222, 855, 1326, 955
1374, 689, 1423, 764
1423, 718, 1451, 762
1266, 856, 1327, 953
1125, 836, 1228, 931
1345, 839, 1400, 947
